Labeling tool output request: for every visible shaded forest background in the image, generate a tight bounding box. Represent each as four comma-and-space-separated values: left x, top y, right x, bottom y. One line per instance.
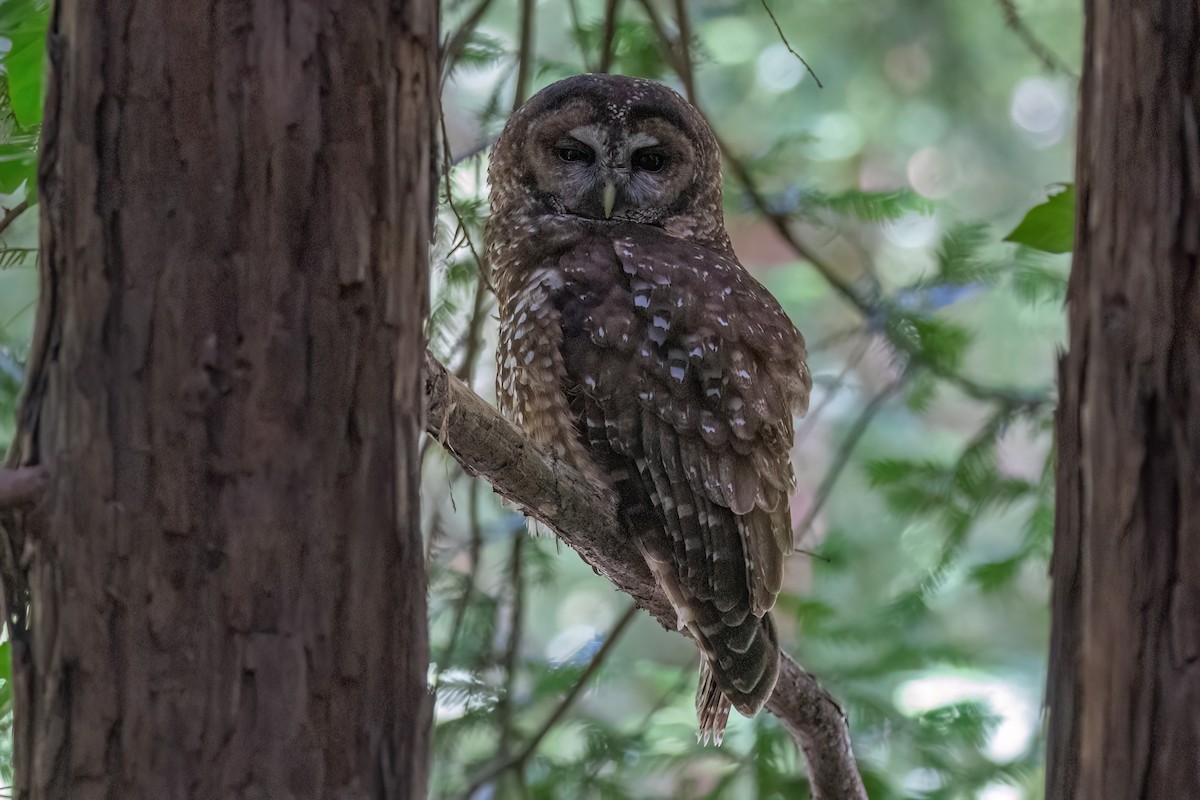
0, 0, 1079, 797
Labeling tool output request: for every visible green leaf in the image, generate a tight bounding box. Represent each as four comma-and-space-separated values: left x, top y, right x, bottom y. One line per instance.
970, 555, 1025, 592
1010, 259, 1068, 305
935, 222, 994, 284
1005, 184, 1075, 254
803, 187, 935, 223
904, 370, 938, 413
0, 0, 51, 128
0, 139, 37, 197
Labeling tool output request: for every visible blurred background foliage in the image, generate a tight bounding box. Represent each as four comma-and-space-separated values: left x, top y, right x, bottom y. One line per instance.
0, 0, 1079, 798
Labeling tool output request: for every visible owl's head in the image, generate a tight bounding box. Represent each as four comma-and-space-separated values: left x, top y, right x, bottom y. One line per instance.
489, 74, 727, 246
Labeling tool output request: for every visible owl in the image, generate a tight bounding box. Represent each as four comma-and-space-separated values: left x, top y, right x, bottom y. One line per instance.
487, 74, 811, 743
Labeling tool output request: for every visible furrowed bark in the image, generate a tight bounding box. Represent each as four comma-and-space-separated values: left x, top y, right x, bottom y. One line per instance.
1047, 0, 1200, 796
2, 1, 439, 796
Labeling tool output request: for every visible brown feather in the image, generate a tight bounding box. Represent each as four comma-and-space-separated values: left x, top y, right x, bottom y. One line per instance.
487, 75, 811, 740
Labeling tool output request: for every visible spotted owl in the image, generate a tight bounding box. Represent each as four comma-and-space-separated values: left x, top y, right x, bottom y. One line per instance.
487, 74, 811, 743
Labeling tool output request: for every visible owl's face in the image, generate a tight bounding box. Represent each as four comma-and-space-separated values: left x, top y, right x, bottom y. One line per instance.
491, 75, 725, 239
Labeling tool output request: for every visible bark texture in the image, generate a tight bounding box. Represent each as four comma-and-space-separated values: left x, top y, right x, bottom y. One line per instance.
424, 354, 867, 800
1047, 0, 1200, 796
2, 1, 438, 797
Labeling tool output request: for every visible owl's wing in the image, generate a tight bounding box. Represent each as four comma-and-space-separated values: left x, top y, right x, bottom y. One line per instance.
561, 226, 811, 618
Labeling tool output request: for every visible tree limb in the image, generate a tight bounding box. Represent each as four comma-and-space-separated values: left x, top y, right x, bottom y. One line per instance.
0, 199, 30, 239
423, 352, 868, 800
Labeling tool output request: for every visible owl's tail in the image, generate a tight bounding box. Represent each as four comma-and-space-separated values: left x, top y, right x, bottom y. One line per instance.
633, 535, 780, 744
690, 604, 780, 745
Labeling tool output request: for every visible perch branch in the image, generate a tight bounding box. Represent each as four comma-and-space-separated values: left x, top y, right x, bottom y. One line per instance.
424, 353, 867, 800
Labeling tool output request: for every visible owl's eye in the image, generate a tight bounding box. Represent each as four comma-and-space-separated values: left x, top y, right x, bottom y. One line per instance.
632, 150, 667, 172
555, 146, 594, 164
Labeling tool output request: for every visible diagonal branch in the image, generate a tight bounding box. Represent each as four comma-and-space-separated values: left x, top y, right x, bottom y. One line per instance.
423, 352, 868, 800
461, 601, 640, 798
994, 0, 1076, 77
634, 2, 1053, 414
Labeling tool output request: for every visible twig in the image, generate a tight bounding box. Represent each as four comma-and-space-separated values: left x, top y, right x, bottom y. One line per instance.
454, 278, 492, 384
718, 142, 1052, 410
438, 104, 492, 297
579, 659, 697, 785
598, 0, 622, 74
806, 324, 866, 354
0, 199, 30, 239
795, 369, 911, 542
995, 0, 1076, 77
1, 299, 37, 337
443, 0, 498, 71
567, 0, 594, 72
760, 0, 823, 88
424, 353, 868, 800
633, 12, 1052, 413
0, 467, 46, 511
461, 602, 640, 798
671, 0, 697, 103
450, 137, 495, 167
496, 533, 526, 757
438, 481, 486, 670
635, 0, 680, 78
512, 0, 535, 113
794, 333, 871, 448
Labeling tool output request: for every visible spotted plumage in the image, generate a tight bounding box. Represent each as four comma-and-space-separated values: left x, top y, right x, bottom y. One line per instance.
488, 74, 811, 743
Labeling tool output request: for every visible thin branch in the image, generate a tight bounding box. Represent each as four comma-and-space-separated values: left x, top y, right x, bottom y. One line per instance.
0, 199, 30, 240
511, 0, 535, 113
567, 0, 594, 72
0, 467, 46, 511
454, 278, 492, 384
634, 13, 1052, 414
635, 0, 679, 77
579, 659, 698, 785
795, 369, 911, 542
438, 107, 491, 293
449, 137, 495, 167
598, 0, 622, 74
718, 142, 1052, 411
671, 0, 697, 103
496, 532, 525, 755
462, 602, 640, 798
995, 0, 1076, 77
759, 0, 823, 88
443, 0, 498, 71
794, 333, 871, 448
1, 299, 37, 337
806, 323, 866, 354
424, 353, 868, 800
438, 481, 486, 670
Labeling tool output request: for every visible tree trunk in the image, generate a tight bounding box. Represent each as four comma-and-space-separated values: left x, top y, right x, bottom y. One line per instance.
1047, 1, 1200, 797
5, 1, 437, 797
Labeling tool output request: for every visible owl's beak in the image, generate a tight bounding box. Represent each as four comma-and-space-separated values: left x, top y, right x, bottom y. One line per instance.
602, 181, 617, 219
